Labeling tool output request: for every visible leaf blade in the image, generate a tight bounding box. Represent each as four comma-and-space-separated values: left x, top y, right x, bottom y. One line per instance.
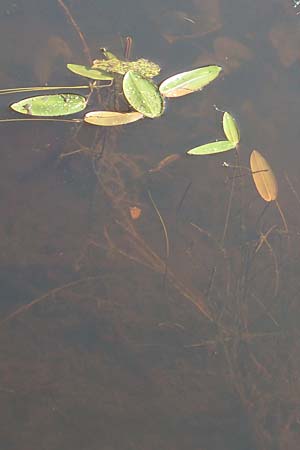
10, 93, 87, 116
187, 140, 236, 155
222, 112, 240, 145
250, 150, 278, 202
67, 63, 113, 80
159, 65, 222, 98
123, 71, 164, 118
84, 110, 143, 126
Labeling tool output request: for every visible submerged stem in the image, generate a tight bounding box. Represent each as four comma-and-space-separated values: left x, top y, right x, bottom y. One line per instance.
0, 118, 82, 123
0, 85, 90, 95
57, 0, 92, 65
275, 200, 289, 234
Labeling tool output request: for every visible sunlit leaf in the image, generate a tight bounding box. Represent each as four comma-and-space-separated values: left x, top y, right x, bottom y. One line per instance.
67, 63, 113, 80
250, 150, 278, 202
84, 110, 143, 126
159, 65, 222, 98
187, 140, 236, 155
222, 112, 240, 145
10, 93, 87, 116
123, 71, 164, 118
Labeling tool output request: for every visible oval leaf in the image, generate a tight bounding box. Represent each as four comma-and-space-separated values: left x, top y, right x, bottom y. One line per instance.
84, 110, 143, 126
123, 71, 164, 118
159, 65, 222, 98
187, 140, 236, 155
10, 93, 87, 116
250, 150, 278, 202
223, 112, 240, 145
67, 63, 113, 80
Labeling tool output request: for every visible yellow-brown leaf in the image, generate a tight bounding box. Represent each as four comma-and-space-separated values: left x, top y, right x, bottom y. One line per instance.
250, 150, 278, 202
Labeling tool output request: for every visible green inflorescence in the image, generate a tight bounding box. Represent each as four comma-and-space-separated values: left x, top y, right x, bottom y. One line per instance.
92, 57, 161, 78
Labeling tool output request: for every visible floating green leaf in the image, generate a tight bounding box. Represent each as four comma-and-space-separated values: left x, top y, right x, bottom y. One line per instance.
250, 150, 278, 202
67, 64, 113, 80
159, 65, 222, 98
84, 110, 143, 126
123, 71, 164, 118
186, 140, 236, 155
222, 112, 240, 145
10, 93, 87, 116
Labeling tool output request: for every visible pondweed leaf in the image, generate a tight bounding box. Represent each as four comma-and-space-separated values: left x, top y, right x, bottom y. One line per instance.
67, 64, 113, 80
84, 110, 143, 126
187, 140, 236, 155
10, 93, 87, 116
223, 112, 240, 146
123, 71, 164, 118
159, 65, 222, 98
250, 150, 278, 201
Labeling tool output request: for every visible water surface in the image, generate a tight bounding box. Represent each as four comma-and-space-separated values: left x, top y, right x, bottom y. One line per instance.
0, 1, 300, 449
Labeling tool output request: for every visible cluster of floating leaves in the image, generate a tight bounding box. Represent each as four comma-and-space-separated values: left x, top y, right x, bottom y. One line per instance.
183, 105, 281, 213
2, 45, 283, 209
83, 64, 222, 122
187, 111, 240, 155
9, 47, 222, 124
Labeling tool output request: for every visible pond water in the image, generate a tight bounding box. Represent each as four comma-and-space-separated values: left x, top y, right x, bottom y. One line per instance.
0, 1, 300, 449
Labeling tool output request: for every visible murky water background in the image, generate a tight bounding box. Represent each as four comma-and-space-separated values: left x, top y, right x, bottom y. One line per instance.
1, 1, 300, 449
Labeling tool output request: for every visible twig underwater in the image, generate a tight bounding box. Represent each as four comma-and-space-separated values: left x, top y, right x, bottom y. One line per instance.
57, 0, 92, 65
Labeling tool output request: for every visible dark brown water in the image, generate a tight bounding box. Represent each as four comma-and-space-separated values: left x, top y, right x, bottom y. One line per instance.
0, 1, 300, 449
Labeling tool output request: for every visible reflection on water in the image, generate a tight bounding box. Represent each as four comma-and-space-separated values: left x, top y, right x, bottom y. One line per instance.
1, 1, 300, 449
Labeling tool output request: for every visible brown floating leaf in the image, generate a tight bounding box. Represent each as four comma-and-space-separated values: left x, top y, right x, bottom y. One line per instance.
84, 110, 143, 126
250, 150, 278, 202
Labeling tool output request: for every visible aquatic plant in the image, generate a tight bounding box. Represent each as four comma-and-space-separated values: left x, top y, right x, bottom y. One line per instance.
0, 47, 222, 125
